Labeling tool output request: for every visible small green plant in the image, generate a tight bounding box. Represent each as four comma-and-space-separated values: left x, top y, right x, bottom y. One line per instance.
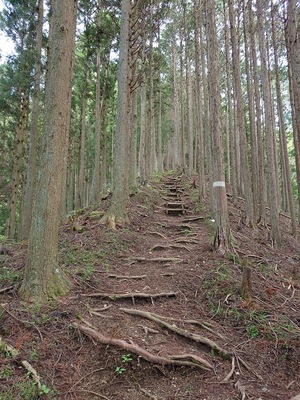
80, 264, 95, 281
29, 348, 39, 361
184, 386, 192, 393
227, 253, 240, 264
0, 266, 21, 284
0, 389, 14, 400
39, 383, 51, 395
0, 366, 13, 378
247, 324, 259, 338
0, 342, 12, 358
121, 353, 132, 363
16, 379, 38, 400
115, 353, 133, 375
115, 366, 126, 375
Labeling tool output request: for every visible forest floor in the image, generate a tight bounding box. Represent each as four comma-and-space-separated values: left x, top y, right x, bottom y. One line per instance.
0, 171, 300, 400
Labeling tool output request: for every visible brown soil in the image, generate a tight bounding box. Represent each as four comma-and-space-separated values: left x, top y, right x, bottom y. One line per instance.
0, 172, 299, 400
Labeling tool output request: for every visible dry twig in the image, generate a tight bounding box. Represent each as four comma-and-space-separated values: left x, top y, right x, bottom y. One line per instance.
235, 380, 246, 400
0, 285, 14, 294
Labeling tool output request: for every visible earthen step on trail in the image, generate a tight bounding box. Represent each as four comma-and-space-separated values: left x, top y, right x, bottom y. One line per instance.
165, 202, 184, 209
164, 193, 180, 199
165, 202, 186, 216
168, 186, 179, 193
164, 179, 181, 185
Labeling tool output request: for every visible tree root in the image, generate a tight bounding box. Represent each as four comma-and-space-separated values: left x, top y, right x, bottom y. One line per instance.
152, 315, 225, 340
144, 231, 168, 239
222, 356, 235, 382
173, 238, 199, 244
181, 216, 208, 222
150, 244, 191, 252
107, 274, 147, 280
72, 321, 213, 370
80, 292, 177, 300
125, 257, 183, 264
120, 308, 230, 358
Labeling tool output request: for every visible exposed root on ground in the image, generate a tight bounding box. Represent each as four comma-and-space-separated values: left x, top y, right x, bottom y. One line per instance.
78, 292, 177, 301
125, 257, 183, 264
222, 356, 235, 382
120, 308, 230, 358
72, 321, 213, 370
107, 274, 147, 280
150, 244, 191, 252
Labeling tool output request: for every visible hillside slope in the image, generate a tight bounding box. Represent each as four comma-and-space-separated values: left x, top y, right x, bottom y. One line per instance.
0, 172, 299, 400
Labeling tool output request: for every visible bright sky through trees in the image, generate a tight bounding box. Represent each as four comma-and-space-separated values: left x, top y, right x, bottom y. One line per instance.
0, 0, 15, 60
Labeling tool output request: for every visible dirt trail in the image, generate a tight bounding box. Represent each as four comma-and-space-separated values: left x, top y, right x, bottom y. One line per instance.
0, 173, 299, 400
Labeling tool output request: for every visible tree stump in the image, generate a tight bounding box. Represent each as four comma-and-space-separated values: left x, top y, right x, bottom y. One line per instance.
240, 259, 253, 299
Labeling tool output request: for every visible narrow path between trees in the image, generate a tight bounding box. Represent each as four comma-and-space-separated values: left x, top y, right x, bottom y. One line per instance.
0, 172, 299, 400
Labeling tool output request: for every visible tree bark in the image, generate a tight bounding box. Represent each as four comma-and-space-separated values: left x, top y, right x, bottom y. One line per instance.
101, 0, 131, 228
256, 0, 281, 244
19, 0, 77, 302
91, 0, 103, 204
272, 3, 297, 236
249, 1, 266, 223
205, 0, 231, 252
194, 0, 205, 199
285, 0, 300, 213
6, 93, 28, 240
21, 0, 43, 240
228, 0, 254, 226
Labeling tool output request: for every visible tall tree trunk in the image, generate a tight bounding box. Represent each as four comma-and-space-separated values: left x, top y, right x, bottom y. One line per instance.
157, 27, 163, 172
202, 6, 211, 189
101, 0, 131, 228
66, 138, 75, 213
194, 0, 205, 199
6, 93, 28, 239
128, 2, 139, 190
139, 17, 147, 185
179, 35, 186, 171
149, 2, 157, 175
19, 0, 77, 302
223, 0, 237, 203
91, 0, 103, 204
172, 33, 181, 168
256, 0, 281, 244
285, 0, 300, 212
272, 3, 297, 236
243, 0, 258, 216
205, 0, 231, 252
76, 95, 87, 209
21, 0, 43, 240
228, 0, 254, 226
184, 5, 194, 177
249, 0, 266, 223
